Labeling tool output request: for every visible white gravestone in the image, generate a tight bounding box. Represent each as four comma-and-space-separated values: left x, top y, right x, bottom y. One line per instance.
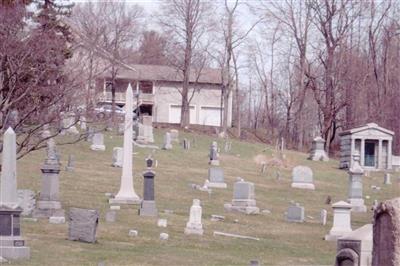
325, 201, 352, 241
308, 136, 329, 161
17, 189, 36, 216
184, 199, 204, 235
206, 167, 227, 188
291, 166, 315, 190
90, 133, 106, 151
162, 132, 172, 150
109, 84, 141, 205
112, 147, 123, 168
321, 209, 327, 226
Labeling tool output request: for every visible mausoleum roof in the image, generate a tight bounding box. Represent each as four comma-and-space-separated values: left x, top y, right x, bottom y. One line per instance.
339, 123, 394, 136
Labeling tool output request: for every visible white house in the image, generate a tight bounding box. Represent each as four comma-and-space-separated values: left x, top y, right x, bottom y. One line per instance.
96, 64, 232, 127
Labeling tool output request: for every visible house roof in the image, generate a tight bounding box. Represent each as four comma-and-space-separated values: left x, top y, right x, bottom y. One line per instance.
98, 64, 223, 85
339, 123, 395, 136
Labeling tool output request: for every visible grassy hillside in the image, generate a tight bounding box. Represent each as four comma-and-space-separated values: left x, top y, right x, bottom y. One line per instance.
13, 129, 399, 266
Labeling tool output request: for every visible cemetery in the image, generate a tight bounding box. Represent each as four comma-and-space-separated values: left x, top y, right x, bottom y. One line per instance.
0, 119, 397, 265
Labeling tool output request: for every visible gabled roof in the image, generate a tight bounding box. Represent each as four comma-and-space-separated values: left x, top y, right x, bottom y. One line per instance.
339, 123, 395, 136
98, 64, 223, 85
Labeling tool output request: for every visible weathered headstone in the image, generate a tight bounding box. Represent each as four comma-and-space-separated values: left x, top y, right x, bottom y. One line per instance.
260, 162, 267, 174
286, 203, 305, 223
335, 224, 372, 266
112, 147, 123, 168
49, 216, 65, 224
79, 116, 87, 131
321, 209, 327, 226
348, 153, 366, 212
136, 115, 154, 144
90, 133, 106, 151
160, 232, 169, 240
206, 167, 227, 188
209, 141, 220, 166
384, 172, 391, 185
157, 219, 167, 227
162, 132, 172, 150
0, 128, 30, 260
105, 210, 116, 223
139, 157, 157, 216
17, 189, 36, 216
109, 84, 140, 205
86, 127, 94, 142
65, 154, 75, 172
170, 129, 179, 143
325, 201, 352, 241
63, 112, 79, 135
117, 122, 125, 135
291, 166, 315, 190
68, 208, 99, 243
372, 197, 400, 266
33, 138, 64, 219
183, 138, 190, 150
184, 199, 203, 235
224, 178, 260, 214
309, 136, 329, 161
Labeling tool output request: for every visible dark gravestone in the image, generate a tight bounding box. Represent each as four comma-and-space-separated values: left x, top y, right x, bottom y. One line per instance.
68, 208, 99, 243
139, 160, 157, 216
0, 214, 12, 236
372, 198, 400, 266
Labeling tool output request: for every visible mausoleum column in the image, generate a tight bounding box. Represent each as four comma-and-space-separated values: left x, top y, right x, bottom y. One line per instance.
350, 138, 355, 167
378, 139, 383, 169
388, 140, 393, 170
360, 138, 365, 167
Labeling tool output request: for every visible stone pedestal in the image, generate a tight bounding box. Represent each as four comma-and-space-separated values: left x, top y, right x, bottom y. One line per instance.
291, 166, 315, 190
90, 133, 106, 151
224, 178, 259, 214
309, 136, 329, 161
206, 167, 227, 188
139, 162, 157, 217
0, 207, 30, 260
325, 201, 353, 241
335, 224, 372, 266
348, 154, 367, 212
184, 199, 203, 235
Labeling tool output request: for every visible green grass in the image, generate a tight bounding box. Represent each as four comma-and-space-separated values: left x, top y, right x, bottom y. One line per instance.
12, 128, 400, 265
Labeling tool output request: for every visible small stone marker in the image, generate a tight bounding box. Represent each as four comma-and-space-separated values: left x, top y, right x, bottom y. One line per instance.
160, 232, 169, 240
65, 154, 75, 172
384, 172, 391, 185
105, 210, 116, 223
183, 138, 190, 150
291, 166, 315, 190
49, 216, 65, 224
286, 203, 305, 223
157, 219, 167, 228
86, 127, 94, 142
162, 132, 172, 150
112, 147, 123, 168
110, 205, 120, 210
139, 157, 157, 216
184, 199, 204, 235
260, 162, 267, 174
348, 153, 367, 212
224, 177, 260, 214
372, 197, 400, 266
128, 230, 138, 237
210, 215, 225, 222
308, 136, 329, 161
68, 208, 99, 243
213, 231, 260, 241
335, 223, 372, 266
320, 209, 327, 225
249, 260, 260, 266
206, 167, 227, 188
90, 133, 106, 151
325, 201, 352, 241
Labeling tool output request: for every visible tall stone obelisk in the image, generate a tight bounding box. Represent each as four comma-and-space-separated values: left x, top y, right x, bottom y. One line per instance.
0, 127, 30, 259
109, 84, 141, 204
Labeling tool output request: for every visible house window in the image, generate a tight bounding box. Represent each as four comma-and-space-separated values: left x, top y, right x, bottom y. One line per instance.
139, 81, 153, 94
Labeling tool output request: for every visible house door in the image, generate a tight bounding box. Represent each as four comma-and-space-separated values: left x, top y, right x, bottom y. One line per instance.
365, 142, 376, 167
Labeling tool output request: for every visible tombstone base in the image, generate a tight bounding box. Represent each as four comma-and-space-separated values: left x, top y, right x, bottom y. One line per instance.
139, 200, 157, 217
325, 229, 353, 241
291, 183, 315, 190
111, 162, 122, 168
206, 182, 227, 189
224, 203, 260, 215
90, 145, 105, 151
209, 160, 220, 166
109, 197, 141, 205
162, 145, 172, 150
308, 151, 329, 162
184, 227, 204, 236
0, 236, 30, 260
349, 199, 367, 212
65, 166, 74, 172
33, 201, 64, 218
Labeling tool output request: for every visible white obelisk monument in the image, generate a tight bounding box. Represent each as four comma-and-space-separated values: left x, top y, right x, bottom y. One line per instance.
1, 127, 18, 208
109, 84, 141, 204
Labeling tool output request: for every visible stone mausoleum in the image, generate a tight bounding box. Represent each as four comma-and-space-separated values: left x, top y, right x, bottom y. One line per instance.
339, 123, 394, 171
